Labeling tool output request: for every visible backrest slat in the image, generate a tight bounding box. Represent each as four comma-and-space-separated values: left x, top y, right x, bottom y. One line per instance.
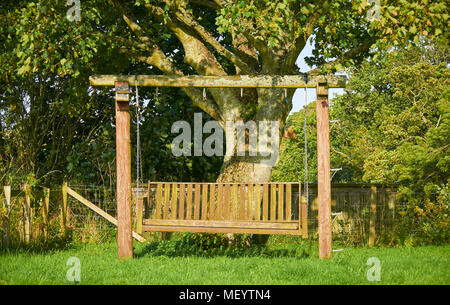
247, 184, 253, 220
254, 184, 261, 221
224, 184, 231, 220
217, 184, 223, 220
286, 184, 292, 221
278, 184, 284, 221
163, 183, 170, 219
170, 183, 178, 220
239, 184, 246, 220
209, 184, 216, 220
155, 183, 163, 219
186, 184, 193, 220
231, 184, 238, 220
270, 184, 277, 221
179, 184, 186, 220
201, 184, 208, 220
194, 183, 201, 220
262, 184, 269, 221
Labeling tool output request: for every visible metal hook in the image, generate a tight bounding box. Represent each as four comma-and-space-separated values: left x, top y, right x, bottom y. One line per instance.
203, 88, 206, 100
240, 88, 243, 98
284, 88, 289, 103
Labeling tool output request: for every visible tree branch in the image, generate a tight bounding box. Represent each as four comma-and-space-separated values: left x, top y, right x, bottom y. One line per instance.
110, 0, 223, 122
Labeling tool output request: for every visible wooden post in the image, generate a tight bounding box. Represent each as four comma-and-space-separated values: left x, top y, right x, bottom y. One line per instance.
61, 182, 68, 234
43, 188, 50, 239
2, 186, 11, 247
316, 82, 332, 259
115, 81, 133, 260
369, 185, 377, 247
23, 183, 32, 243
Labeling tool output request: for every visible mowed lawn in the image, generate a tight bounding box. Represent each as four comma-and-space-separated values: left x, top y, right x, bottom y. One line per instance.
0, 237, 449, 285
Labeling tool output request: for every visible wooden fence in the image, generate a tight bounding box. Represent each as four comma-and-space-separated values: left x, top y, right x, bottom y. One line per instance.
0, 182, 399, 247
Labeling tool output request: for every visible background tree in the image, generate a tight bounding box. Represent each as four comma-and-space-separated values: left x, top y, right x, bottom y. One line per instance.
4, 0, 447, 184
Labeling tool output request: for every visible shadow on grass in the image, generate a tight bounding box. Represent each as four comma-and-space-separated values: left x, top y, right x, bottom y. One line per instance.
134, 240, 311, 259
0, 232, 79, 255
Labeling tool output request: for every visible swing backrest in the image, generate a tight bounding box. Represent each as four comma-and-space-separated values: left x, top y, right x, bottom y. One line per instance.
139, 182, 308, 236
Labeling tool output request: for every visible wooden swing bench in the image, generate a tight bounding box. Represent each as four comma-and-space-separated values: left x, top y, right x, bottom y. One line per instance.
135, 182, 308, 237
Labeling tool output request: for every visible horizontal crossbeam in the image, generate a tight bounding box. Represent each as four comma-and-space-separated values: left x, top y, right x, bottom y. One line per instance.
89, 74, 347, 88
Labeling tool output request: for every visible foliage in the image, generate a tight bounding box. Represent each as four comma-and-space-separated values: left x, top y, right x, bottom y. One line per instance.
393, 183, 449, 246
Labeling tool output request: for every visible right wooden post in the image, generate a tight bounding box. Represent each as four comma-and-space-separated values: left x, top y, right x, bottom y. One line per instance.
316, 82, 332, 259
115, 81, 133, 260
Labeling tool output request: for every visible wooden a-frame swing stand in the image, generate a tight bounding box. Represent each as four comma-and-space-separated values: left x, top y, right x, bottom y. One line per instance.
89, 74, 346, 260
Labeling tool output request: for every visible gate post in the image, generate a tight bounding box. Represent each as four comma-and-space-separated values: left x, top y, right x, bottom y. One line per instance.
316, 82, 332, 259
115, 81, 133, 259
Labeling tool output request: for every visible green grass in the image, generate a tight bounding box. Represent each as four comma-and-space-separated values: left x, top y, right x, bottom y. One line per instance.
0, 236, 449, 285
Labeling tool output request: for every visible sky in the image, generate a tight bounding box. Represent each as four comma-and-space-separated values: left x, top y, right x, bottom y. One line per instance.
290, 40, 344, 116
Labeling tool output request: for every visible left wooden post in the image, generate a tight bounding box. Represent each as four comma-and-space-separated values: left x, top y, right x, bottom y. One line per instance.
115, 81, 133, 260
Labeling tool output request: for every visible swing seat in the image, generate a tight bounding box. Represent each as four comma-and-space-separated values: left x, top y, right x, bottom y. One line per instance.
136, 182, 308, 237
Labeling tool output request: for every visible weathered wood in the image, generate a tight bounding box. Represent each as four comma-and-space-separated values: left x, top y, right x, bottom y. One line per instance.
67, 187, 145, 242
186, 184, 193, 220
262, 184, 269, 221
298, 183, 308, 238
270, 184, 277, 221
247, 184, 254, 220
61, 182, 68, 234
278, 184, 284, 220
239, 184, 246, 220
224, 184, 231, 220
143, 219, 299, 229
43, 187, 50, 239
255, 184, 261, 221
217, 184, 223, 220
146, 181, 151, 219
155, 183, 163, 219
209, 184, 216, 220
369, 185, 377, 247
163, 183, 170, 219
171, 183, 178, 220
316, 82, 332, 259
2, 186, 11, 247
201, 184, 208, 220
179, 183, 186, 220
115, 81, 133, 259
231, 184, 238, 220
23, 183, 31, 242
136, 197, 144, 235
194, 183, 201, 220
286, 184, 292, 221
90, 74, 347, 88
142, 225, 303, 235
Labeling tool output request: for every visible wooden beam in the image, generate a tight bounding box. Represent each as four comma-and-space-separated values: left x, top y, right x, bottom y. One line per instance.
90, 74, 347, 88
115, 81, 133, 259
316, 82, 332, 259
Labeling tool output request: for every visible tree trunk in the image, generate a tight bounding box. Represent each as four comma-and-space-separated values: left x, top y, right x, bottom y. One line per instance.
216, 89, 290, 183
